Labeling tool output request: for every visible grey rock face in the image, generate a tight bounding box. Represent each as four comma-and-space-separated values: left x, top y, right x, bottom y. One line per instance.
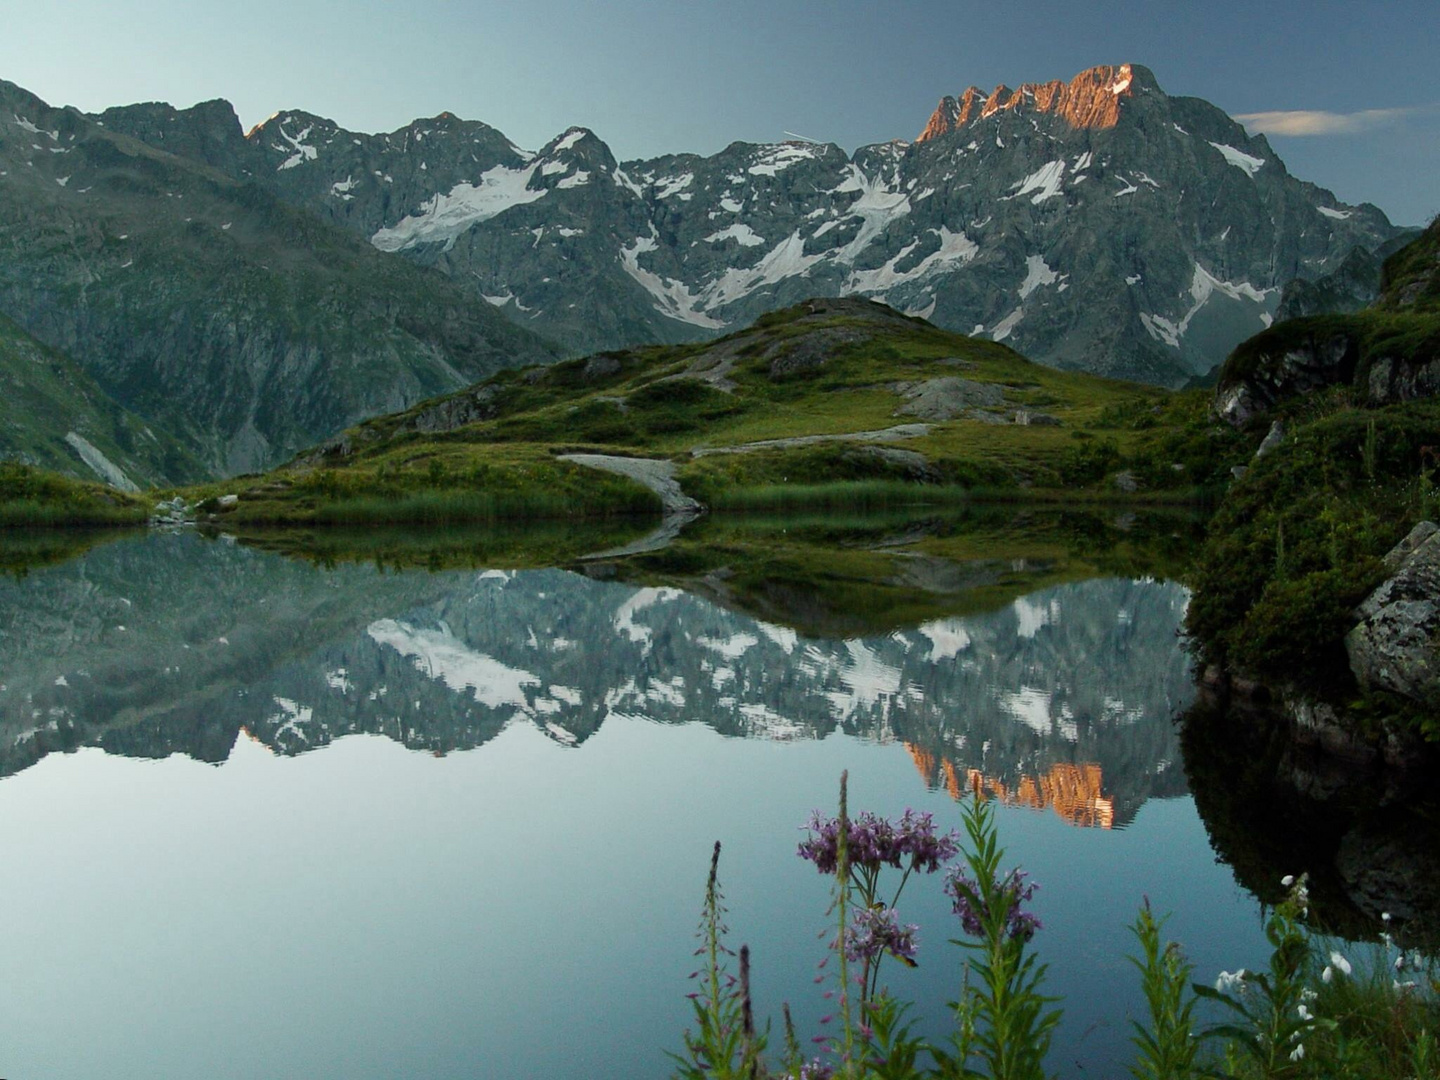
1214, 333, 1357, 425
1346, 523, 1440, 705
895, 377, 1007, 420
92, 66, 1401, 387
0, 79, 558, 478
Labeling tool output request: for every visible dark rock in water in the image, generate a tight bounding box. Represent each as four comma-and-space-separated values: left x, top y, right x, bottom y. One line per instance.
1336, 826, 1440, 928
1346, 522, 1440, 706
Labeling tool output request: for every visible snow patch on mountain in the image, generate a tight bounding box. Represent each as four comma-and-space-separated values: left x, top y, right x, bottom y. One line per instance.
1004, 159, 1065, 204
702, 230, 821, 311
1140, 262, 1277, 349
371, 162, 546, 252
748, 143, 821, 176
1316, 206, 1352, 221
1209, 142, 1265, 177
704, 223, 765, 247
1018, 255, 1064, 299
654, 173, 694, 199
846, 226, 978, 294
273, 122, 319, 171
619, 236, 725, 328
991, 307, 1025, 342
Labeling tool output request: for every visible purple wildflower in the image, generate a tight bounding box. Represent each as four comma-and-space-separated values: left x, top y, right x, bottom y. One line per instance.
797, 808, 959, 875
944, 865, 1042, 942
844, 905, 920, 964
797, 1058, 835, 1079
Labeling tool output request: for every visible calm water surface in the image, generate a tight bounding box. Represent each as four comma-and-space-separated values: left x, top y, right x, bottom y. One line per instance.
0, 527, 1273, 1079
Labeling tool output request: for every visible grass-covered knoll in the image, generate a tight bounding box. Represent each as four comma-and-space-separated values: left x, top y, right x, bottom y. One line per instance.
0, 462, 149, 528
190, 298, 1251, 524
191, 444, 662, 527
1185, 398, 1440, 737
0, 315, 204, 486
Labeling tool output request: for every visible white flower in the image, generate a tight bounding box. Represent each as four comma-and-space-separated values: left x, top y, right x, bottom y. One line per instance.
1281, 874, 1294, 887
1214, 969, 1247, 994
1296, 1004, 1313, 1022
1381, 911, 1392, 922
1329, 950, 1352, 976
1394, 979, 1418, 993
1289, 1043, 1305, 1062
1301, 988, 1318, 1003
1322, 966, 1333, 984
1395, 954, 1406, 972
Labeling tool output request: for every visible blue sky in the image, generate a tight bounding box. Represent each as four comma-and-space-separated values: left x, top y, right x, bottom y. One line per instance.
11, 0, 1439, 223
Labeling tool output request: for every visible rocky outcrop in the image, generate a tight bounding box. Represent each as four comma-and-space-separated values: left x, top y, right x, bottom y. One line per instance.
916, 63, 1140, 143
1214, 329, 1358, 424
1215, 220, 1440, 425
1346, 522, 1440, 706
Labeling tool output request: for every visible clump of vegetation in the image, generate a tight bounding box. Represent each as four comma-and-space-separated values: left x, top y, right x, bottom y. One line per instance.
1184, 399, 1440, 734
673, 774, 1439, 1079
0, 462, 147, 527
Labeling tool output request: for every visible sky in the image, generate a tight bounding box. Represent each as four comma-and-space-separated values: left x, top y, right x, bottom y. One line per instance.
7, 0, 1438, 224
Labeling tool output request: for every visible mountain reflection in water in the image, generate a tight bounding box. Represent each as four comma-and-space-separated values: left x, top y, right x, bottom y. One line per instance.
0, 530, 1192, 827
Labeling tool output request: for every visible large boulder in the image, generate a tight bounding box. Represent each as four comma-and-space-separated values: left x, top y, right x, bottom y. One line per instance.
1346, 522, 1440, 705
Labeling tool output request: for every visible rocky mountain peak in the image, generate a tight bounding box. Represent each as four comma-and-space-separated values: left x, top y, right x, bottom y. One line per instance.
916, 63, 1149, 142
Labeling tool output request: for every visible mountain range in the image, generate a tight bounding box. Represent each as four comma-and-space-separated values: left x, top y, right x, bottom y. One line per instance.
0, 64, 1410, 482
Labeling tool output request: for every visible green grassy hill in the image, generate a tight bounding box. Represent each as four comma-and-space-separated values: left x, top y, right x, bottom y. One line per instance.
195, 298, 1251, 526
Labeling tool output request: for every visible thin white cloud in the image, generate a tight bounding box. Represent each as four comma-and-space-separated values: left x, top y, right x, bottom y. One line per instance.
1235, 105, 1432, 136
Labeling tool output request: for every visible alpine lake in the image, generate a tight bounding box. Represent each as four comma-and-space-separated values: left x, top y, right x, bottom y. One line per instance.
1, 506, 1434, 1080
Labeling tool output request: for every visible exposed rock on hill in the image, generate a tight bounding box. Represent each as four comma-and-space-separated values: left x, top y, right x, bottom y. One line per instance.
1347, 522, 1440, 707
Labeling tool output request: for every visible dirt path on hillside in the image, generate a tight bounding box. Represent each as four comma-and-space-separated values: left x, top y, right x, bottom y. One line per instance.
558, 453, 704, 515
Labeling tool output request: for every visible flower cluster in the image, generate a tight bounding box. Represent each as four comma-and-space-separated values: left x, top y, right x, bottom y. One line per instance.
844, 905, 919, 965
797, 808, 959, 875
792, 1060, 834, 1080
944, 865, 1042, 941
